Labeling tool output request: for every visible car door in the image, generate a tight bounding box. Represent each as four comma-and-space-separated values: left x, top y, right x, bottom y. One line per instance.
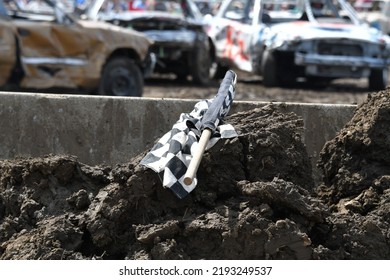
0, 19, 17, 87
12, 1, 94, 89
16, 20, 92, 88
211, 0, 264, 73
0, 2, 17, 87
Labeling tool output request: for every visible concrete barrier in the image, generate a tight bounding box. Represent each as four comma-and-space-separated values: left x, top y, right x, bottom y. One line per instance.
0, 92, 356, 173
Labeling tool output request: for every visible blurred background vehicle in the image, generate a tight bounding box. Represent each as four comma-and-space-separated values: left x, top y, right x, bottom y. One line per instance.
354, 0, 390, 35
87, 0, 215, 86
193, 0, 222, 15
207, 0, 390, 90
0, 0, 154, 96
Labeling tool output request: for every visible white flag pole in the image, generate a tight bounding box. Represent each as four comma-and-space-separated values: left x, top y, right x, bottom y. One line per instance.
183, 128, 212, 185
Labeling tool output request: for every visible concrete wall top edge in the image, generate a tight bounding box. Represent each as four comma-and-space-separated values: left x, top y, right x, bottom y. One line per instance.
0, 91, 358, 108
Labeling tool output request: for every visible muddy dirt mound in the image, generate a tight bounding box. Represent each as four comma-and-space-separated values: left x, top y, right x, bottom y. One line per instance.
316, 91, 390, 259
1, 93, 389, 260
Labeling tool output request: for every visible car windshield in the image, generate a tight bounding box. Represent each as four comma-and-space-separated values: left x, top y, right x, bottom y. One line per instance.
88, 0, 200, 17
1, 0, 78, 23
354, 0, 385, 12
0, 0, 7, 17
260, 0, 360, 24
3, 0, 54, 14
262, 0, 304, 20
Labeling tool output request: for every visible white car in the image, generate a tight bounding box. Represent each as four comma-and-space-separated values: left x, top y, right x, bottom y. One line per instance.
208, 0, 390, 90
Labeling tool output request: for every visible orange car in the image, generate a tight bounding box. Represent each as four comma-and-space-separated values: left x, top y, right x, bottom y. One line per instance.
0, 0, 154, 96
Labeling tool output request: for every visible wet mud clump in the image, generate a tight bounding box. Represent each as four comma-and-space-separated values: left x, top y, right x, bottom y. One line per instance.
316, 91, 390, 259
0, 92, 389, 260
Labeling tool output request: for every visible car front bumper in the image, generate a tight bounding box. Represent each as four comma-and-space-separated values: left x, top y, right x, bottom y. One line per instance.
142, 52, 156, 78
295, 53, 389, 77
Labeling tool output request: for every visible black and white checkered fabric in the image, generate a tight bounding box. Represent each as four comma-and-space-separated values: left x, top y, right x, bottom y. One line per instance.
140, 93, 237, 199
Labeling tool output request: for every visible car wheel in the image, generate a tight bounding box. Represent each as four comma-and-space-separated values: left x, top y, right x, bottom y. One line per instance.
210, 62, 230, 80
99, 57, 143, 97
191, 40, 212, 86
175, 71, 188, 82
262, 51, 279, 87
306, 77, 331, 89
369, 68, 388, 91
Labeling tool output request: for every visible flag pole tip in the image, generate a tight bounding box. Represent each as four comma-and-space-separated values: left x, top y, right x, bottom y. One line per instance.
183, 177, 193, 185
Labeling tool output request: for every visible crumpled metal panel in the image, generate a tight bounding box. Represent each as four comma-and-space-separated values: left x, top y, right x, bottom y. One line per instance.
15, 19, 151, 89
0, 21, 16, 86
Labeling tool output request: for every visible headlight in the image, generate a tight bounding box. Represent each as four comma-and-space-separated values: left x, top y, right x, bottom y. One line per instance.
269, 32, 302, 50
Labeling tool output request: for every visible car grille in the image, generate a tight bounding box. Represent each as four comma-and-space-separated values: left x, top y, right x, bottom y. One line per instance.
317, 42, 363, 56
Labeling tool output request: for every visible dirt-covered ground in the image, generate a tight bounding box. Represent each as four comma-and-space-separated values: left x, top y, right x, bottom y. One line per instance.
143, 74, 370, 105
0, 76, 389, 259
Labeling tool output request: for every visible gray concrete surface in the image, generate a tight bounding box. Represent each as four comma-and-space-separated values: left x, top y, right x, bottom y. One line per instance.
0, 92, 356, 174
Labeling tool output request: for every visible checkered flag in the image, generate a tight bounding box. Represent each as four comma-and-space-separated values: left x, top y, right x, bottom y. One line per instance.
140, 71, 237, 199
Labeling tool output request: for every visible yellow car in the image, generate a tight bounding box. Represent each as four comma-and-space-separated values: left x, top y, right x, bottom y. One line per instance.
0, 0, 154, 96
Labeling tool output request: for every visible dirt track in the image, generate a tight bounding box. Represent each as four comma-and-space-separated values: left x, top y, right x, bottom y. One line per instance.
144, 73, 371, 105
0, 79, 389, 259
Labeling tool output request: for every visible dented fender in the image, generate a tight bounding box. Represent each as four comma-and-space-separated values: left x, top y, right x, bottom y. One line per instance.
0, 20, 17, 86
16, 19, 152, 89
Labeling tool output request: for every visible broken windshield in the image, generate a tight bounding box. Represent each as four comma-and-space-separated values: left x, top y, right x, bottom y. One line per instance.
260, 0, 361, 24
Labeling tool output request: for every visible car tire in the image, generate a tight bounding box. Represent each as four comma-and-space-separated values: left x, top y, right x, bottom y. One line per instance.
369, 68, 388, 91
191, 40, 212, 86
262, 51, 279, 87
98, 57, 143, 97
306, 77, 331, 89
175, 71, 188, 82
210, 62, 230, 80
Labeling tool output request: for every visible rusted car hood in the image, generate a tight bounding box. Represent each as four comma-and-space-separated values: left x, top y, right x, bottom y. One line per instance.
103, 10, 203, 27
78, 19, 152, 57
100, 10, 203, 45
106, 10, 184, 21
0, 20, 16, 85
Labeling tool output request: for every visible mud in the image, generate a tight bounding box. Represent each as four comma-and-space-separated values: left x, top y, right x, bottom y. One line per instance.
144, 74, 370, 105
0, 91, 389, 260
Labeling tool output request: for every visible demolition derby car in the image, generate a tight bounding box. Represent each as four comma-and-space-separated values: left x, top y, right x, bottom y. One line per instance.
208, 0, 390, 90
0, 0, 154, 96
87, 0, 213, 85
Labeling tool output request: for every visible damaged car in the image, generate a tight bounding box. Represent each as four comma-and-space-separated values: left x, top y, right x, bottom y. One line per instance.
0, 0, 154, 96
208, 0, 390, 90
87, 0, 213, 85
